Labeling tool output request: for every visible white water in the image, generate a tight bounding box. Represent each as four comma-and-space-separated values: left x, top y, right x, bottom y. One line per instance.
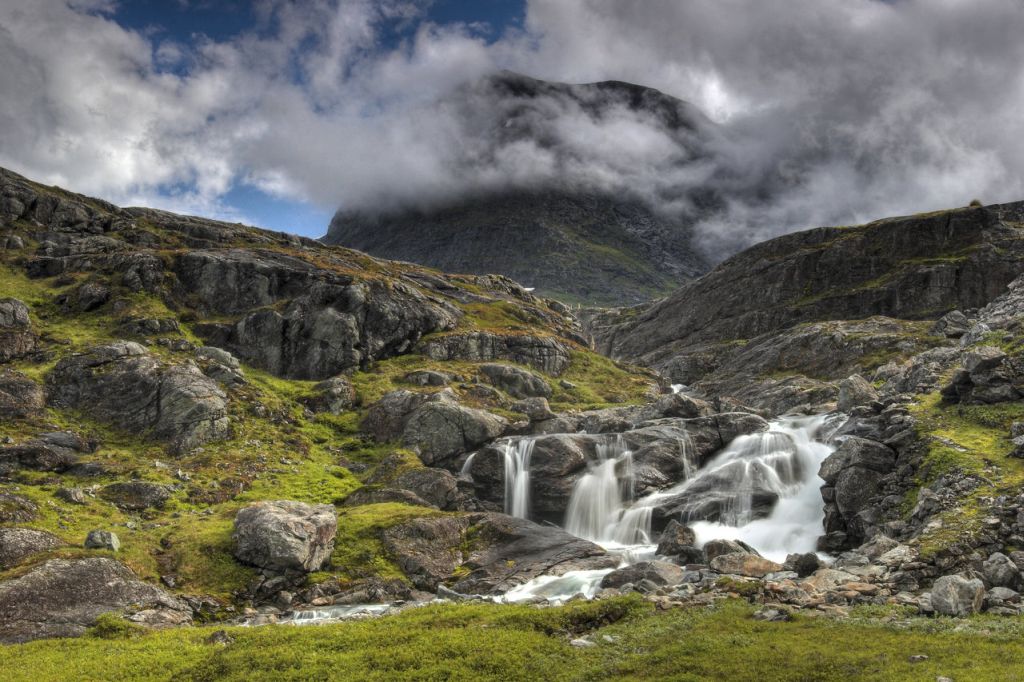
503, 437, 536, 518
505, 414, 838, 602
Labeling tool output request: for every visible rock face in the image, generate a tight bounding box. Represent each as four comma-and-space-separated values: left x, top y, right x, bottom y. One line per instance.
598, 199, 1024, 391
232, 501, 337, 573
418, 332, 572, 376
46, 342, 230, 453
931, 575, 985, 616
941, 345, 1024, 404
0, 528, 64, 569
324, 72, 712, 306
180, 249, 460, 380
0, 557, 190, 643
818, 436, 896, 547
380, 512, 614, 593
362, 390, 507, 466
0, 298, 37, 362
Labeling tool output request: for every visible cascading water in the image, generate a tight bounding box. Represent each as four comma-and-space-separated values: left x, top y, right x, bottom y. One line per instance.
502, 437, 536, 518
505, 414, 840, 602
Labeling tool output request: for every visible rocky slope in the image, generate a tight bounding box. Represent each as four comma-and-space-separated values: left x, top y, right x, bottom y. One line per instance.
324, 72, 713, 306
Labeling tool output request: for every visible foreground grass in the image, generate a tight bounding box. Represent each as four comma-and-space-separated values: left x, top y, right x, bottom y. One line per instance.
3, 597, 1023, 681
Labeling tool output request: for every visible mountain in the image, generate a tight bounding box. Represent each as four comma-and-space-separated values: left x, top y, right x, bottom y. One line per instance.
5, 165, 1024, 674
323, 72, 716, 306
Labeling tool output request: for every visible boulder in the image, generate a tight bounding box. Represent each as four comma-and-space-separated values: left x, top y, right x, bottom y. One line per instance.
46, 342, 230, 453
84, 530, 120, 552
0, 492, 37, 523
655, 520, 698, 557
479, 364, 552, 399
0, 557, 191, 642
931, 575, 985, 616
837, 375, 879, 413
512, 397, 555, 422
600, 561, 686, 589
0, 370, 44, 418
0, 298, 37, 362
100, 482, 172, 511
0, 528, 64, 569
418, 332, 572, 376
782, 552, 822, 578
401, 400, 507, 466
232, 500, 337, 573
342, 488, 433, 508
404, 370, 452, 387
710, 552, 783, 578
72, 281, 111, 312
941, 345, 1024, 405
301, 376, 356, 415
391, 468, 463, 511
982, 552, 1021, 590
704, 539, 760, 563
931, 310, 971, 338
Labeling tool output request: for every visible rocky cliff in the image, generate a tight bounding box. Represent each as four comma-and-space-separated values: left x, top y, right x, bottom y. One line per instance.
324, 72, 714, 306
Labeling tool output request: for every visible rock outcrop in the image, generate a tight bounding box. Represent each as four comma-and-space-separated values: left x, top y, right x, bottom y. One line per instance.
46, 342, 230, 453
0, 558, 191, 643
0, 298, 36, 362
0, 528, 64, 569
418, 332, 572, 376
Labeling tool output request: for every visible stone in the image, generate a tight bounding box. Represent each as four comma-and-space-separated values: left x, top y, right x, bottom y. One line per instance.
703, 539, 759, 563
73, 281, 111, 312
655, 520, 698, 557
0, 370, 44, 419
512, 397, 555, 422
302, 376, 356, 415
479, 363, 552, 399
0, 557, 190, 642
0, 298, 37, 362
46, 343, 230, 454
599, 561, 686, 589
232, 500, 337, 573
930, 575, 985, 616
930, 310, 971, 338
56, 487, 88, 505
982, 552, 1021, 590
390, 467, 463, 511
837, 375, 879, 413
752, 608, 791, 622
710, 552, 783, 578
782, 552, 822, 578
0, 528, 64, 569
100, 482, 172, 511
0, 492, 38, 523
84, 530, 120, 552
401, 400, 507, 466
418, 332, 572, 376
404, 370, 452, 387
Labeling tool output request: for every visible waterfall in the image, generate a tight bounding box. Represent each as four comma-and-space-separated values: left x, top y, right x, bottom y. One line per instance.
459, 452, 477, 478
503, 438, 536, 518
564, 435, 639, 543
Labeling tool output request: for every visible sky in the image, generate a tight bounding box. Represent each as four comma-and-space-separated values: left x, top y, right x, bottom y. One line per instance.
1, 0, 1023, 255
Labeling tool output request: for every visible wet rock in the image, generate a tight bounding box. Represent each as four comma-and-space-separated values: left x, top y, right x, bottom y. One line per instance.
301, 376, 356, 415
100, 481, 172, 511
232, 500, 337, 574
710, 552, 783, 578
782, 552, 822, 578
837, 375, 879, 413
47, 342, 230, 454
0, 370, 44, 419
600, 561, 685, 589
0, 298, 37, 362
930, 575, 985, 616
655, 520, 698, 556
0, 557, 191, 642
0, 528, 64, 569
84, 530, 120, 551
418, 332, 572, 376
479, 363, 552, 399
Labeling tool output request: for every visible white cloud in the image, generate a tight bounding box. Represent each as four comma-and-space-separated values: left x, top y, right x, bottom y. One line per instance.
0, 0, 1023, 254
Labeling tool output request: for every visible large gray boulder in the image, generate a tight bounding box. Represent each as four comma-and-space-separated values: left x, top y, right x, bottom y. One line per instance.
0, 298, 36, 362
941, 345, 1024, 405
837, 375, 879, 413
100, 482, 172, 511
232, 500, 337, 573
600, 561, 685, 589
0, 557, 191, 642
0, 528, 64, 569
46, 342, 230, 453
931, 574, 985, 616
982, 552, 1022, 590
479, 363, 552, 399
0, 431, 94, 476
818, 436, 896, 547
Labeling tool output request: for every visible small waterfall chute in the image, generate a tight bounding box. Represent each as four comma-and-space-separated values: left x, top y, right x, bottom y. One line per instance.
503, 437, 536, 518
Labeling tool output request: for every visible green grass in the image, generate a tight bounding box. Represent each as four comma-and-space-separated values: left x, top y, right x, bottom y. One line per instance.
2, 598, 1024, 680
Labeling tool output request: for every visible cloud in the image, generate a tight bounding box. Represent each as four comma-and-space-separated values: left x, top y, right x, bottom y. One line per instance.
0, 0, 1023, 255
